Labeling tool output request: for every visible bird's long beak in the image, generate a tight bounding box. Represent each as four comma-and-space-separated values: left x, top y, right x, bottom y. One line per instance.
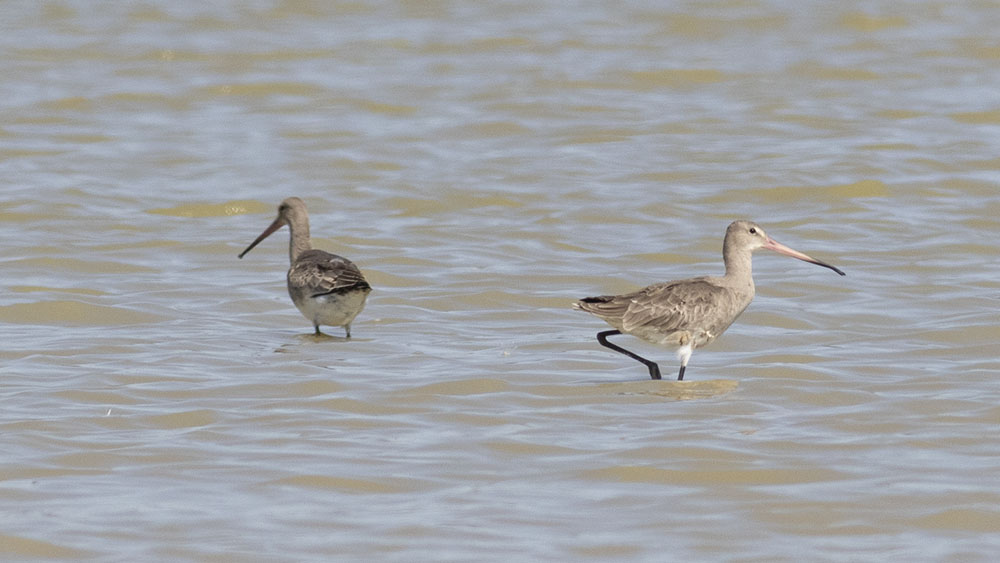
238, 217, 284, 259
763, 237, 846, 276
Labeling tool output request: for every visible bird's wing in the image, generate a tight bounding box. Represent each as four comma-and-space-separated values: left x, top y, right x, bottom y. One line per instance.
574, 293, 632, 319
620, 278, 730, 334
290, 250, 371, 296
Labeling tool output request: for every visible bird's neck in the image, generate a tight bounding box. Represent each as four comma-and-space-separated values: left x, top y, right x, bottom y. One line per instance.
722, 247, 755, 289
288, 223, 312, 263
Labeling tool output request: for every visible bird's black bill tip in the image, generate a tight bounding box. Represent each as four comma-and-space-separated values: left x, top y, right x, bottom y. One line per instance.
810, 259, 845, 277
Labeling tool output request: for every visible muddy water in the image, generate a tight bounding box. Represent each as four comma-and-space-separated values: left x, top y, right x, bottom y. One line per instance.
2, 2, 1000, 561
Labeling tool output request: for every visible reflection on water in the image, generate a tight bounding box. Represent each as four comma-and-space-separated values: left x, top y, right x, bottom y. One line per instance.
619, 379, 740, 401
3, 1, 1000, 561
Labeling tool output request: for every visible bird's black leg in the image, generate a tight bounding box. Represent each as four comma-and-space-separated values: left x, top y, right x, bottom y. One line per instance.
677, 365, 686, 381
596, 330, 662, 380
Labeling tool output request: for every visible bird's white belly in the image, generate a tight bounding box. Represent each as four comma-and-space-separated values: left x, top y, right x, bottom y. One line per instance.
293, 290, 368, 328
630, 326, 718, 349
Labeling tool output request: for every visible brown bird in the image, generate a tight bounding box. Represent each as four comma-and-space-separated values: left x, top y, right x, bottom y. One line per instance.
238, 197, 371, 337
574, 220, 844, 380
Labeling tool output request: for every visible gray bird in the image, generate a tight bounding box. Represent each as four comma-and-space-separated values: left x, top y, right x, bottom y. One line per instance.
239, 197, 371, 337
574, 220, 845, 380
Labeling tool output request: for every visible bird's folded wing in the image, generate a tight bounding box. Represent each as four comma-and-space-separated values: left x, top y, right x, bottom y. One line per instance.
290, 252, 371, 296
621, 279, 726, 333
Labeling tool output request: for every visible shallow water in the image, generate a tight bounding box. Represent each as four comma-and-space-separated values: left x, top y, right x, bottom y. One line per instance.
2, 1, 1000, 561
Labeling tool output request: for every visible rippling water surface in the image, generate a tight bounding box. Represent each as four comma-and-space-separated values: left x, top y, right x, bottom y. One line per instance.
3, 1, 1000, 560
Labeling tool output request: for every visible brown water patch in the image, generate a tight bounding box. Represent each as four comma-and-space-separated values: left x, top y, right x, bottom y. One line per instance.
583, 465, 847, 486
623, 68, 727, 90
0, 534, 93, 559
950, 109, 1000, 124
143, 409, 217, 430
859, 143, 919, 151
148, 200, 269, 217
0, 300, 164, 325
198, 82, 325, 98
8, 257, 157, 274
876, 109, 924, 119
404, 378, 511, 396
484, 440, 590, 457
839, 12, 907, 32
620, 445, 749, 463
559, 127, 635, 144
650, 12, 787, 38
599, 374, 740, 401
443, 120, 533, 138
793, 63, 881, 81
10, 285, 105, 296
720, 179, 890, 203
911, 508, 1000, 532
269, 475, 423, 494
570, 543, 643, 558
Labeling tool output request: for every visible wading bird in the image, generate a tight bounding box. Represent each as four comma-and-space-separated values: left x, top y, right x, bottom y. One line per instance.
239, 197, 371, 337
574, 220, 844, 380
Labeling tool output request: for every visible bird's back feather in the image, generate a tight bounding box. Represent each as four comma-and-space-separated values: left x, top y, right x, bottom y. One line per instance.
289, 249, 371, 297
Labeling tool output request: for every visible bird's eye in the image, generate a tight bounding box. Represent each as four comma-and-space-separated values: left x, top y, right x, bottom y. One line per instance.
749, 227, 757, 234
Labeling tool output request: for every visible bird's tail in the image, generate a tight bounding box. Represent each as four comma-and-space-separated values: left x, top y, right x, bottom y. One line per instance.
573, 295, 628, 318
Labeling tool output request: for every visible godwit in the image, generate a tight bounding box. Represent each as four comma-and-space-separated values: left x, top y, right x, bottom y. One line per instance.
574, 220, 844, 380
238, 197, 371, 337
